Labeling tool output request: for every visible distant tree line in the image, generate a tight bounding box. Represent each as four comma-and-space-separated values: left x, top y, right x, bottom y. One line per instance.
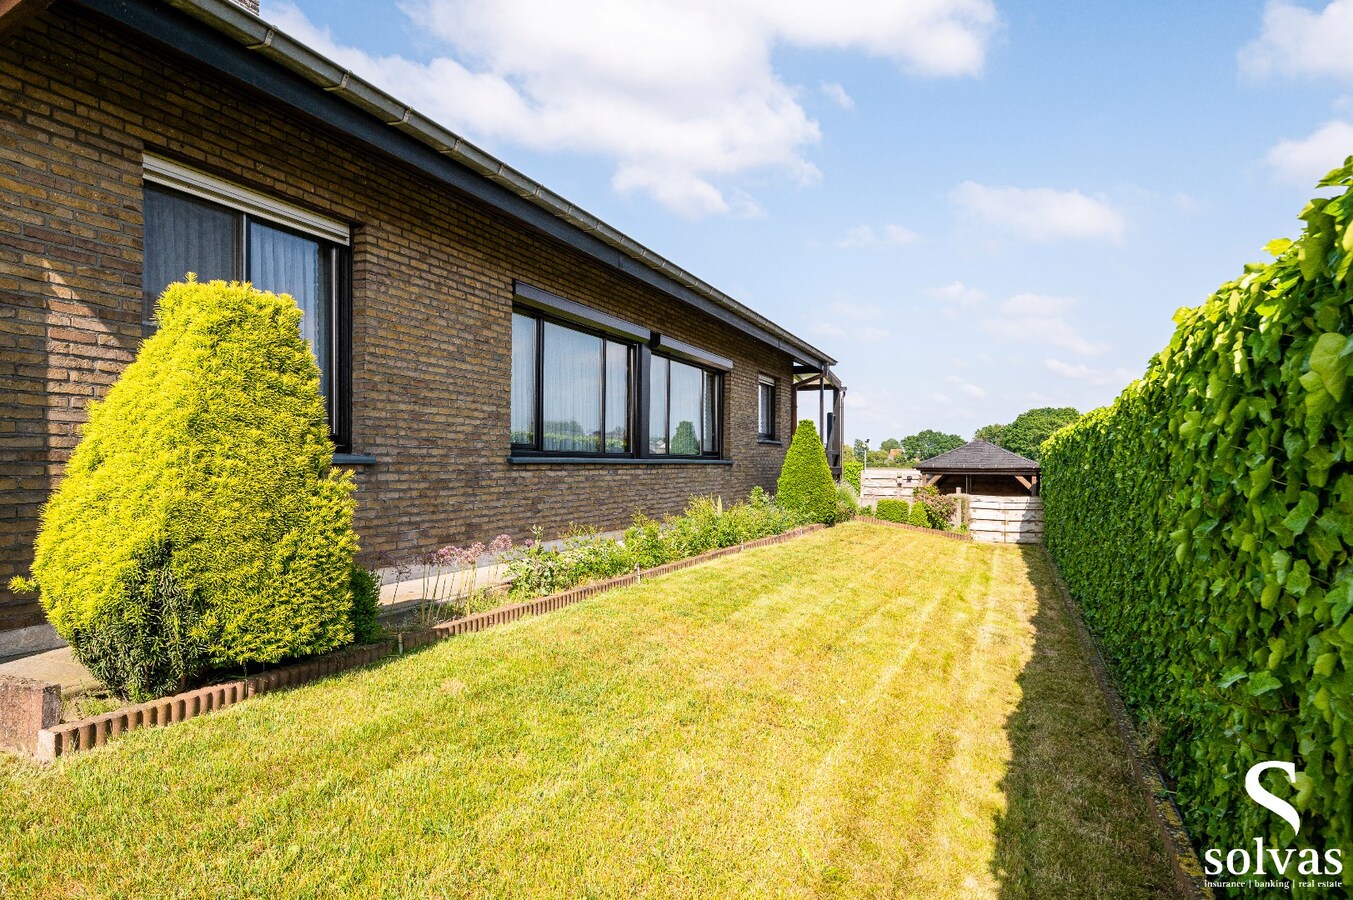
851, 406, 1080, 467
970, 406, 1080, 462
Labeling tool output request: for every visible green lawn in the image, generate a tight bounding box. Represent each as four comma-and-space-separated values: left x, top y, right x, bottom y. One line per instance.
0, 522, 1176, 898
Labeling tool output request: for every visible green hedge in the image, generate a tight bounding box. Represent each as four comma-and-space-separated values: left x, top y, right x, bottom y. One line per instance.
876, 499, 908, 523
776, 420, 837, 525
843, 457, 863, 493
1042, 161, 1353, 877
12, 280, 364, 699
907, 499, 930, 529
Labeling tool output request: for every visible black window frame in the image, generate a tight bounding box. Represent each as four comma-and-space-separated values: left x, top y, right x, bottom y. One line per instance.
647, 353, 724, 459
510, 307, 637, 459
140, 182, 354, 453
757, 376, 777, 441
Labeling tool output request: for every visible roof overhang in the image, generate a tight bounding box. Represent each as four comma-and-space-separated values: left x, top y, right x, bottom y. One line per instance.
917, 467, 1041, 475
0, 0, 52, 37
59, 0, 837, 370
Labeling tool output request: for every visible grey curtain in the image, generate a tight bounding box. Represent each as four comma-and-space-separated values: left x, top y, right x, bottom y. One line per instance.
142, 186, 238, 329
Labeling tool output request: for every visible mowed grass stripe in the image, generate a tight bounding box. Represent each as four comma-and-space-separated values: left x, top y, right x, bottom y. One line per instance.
0, 523, 1175, 899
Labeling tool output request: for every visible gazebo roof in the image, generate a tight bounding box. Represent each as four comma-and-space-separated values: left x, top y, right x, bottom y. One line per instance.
917, 440, 1040, 473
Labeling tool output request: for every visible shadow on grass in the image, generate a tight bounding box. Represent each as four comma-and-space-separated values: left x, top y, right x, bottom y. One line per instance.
989, 545, 1178, 900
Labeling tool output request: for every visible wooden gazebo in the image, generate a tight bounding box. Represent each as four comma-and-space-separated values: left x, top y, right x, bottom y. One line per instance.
916, 440, 1039, 497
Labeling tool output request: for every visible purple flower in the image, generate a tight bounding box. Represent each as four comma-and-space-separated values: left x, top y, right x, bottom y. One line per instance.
491, 534, 513, 554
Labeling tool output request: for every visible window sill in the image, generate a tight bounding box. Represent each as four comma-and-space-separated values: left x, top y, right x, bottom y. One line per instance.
332, 452, 378, 466
508, 455, 733, 466
756, 437, 782, 446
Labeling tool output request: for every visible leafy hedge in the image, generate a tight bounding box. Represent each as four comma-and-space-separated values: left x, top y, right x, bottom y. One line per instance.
12, 280, 365, 699
777, 420, 838, 524
876, 499, 909, 523
908, 500, 930, 529
1042, 162, 1353, 876
842, 457, 863, 493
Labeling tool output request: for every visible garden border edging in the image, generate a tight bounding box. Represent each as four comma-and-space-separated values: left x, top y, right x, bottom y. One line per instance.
26, 523, 826, 762
1040, 547, 1213, 900
855, 515, 973, 541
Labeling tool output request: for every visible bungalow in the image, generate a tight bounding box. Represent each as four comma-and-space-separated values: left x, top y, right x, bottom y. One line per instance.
0, 0, 843, 655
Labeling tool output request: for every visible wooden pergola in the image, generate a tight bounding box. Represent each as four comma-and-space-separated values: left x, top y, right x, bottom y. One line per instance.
916, 440, 1040, 497
790, 366, 845, 478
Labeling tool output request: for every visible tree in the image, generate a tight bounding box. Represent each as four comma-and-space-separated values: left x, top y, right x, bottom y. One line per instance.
776, 420, 838, 524
879, 437, 901, 452
973, 423, 1005, 444
852, 438, 868, 464
12, 280, 365, 699
901, 429, 964, 462
670, 420, 699, 455
1001, 407, 1080, 461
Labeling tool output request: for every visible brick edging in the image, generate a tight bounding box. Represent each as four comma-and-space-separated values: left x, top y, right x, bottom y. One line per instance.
1040, 547, 1213, 900
31, 523, 826, 761
855, 516, 974, 541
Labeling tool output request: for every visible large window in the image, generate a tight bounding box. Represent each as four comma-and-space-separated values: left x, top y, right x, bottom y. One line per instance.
757, 376, 777, 440
511, 311, 633, 455
649, 356, 721, 457
141, 158, 351, 449
510, 284, 727, 461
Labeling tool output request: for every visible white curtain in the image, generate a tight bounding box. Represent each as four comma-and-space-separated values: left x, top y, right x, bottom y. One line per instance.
542, 321, 602, 452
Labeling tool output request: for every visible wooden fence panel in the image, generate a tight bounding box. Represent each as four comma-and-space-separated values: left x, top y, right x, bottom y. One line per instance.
968, 497, 1044, 544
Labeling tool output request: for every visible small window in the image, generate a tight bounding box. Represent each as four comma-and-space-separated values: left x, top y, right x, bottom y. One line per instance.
757, 376, 776, 440
650, 356, 722, 457
141, 174, 351, 451
511, 310, 633, 456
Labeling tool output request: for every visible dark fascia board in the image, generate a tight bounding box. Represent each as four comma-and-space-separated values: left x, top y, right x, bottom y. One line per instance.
649, 334, 733, 372
69, 0, 836, 371
512, 281, 651, 343
919, 467, 1040, 474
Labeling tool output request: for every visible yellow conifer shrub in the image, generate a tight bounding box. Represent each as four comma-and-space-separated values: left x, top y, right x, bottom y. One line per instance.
12, 280, 363, 698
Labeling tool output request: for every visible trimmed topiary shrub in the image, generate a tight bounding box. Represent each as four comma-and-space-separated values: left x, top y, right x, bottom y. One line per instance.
908, 499, 931, 528
776, 420, 837, 524
11, 279, 363, 699
1043, 160, 1353, 877
875, 499, 908, 523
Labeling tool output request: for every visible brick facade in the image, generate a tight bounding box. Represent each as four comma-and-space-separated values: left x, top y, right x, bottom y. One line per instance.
0, 5, 804, 633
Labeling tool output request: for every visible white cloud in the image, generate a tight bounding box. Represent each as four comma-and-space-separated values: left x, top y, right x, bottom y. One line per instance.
1266, 120, 1353, 185
264, 0, 996, 217
983, 293, 1107, 356
1240, 1, 1353, 80
809, 300, 891, 343
929, 280, 986, 318
951, 182, 1126, 242
820, 81, 855, 109
944, 375, 987, 398
834, 223, 921, 248
1044, 358, 1135, 388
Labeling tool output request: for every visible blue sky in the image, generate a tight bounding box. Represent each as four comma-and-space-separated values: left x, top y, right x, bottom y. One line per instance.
264, 0, 1353, 443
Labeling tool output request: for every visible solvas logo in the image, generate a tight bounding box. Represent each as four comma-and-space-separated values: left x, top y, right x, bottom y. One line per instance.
1202, 761, 1343, 886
